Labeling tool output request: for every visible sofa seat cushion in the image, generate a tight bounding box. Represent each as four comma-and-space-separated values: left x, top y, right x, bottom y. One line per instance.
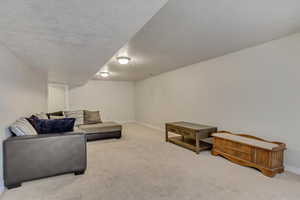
78, 122, 121, 134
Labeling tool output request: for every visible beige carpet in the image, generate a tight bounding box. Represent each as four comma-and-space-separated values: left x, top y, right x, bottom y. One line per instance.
1, 123, 300, 200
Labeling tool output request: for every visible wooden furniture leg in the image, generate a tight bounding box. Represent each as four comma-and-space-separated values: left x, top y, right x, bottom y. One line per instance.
195, 133, 200, 154
165, 126, 168, 142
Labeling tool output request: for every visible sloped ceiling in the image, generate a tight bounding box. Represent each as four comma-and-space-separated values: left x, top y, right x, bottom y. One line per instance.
98, 0, 300, 81
0, 0, 168, 86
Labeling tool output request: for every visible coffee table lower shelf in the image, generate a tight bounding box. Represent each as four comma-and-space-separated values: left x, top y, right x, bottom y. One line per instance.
168, 136, 211, 153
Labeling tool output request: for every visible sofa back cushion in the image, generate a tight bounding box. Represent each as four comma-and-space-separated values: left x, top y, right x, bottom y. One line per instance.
27, 116, 76, 134
63, 110, 84, 126
84, 110, 102, 124
10, 118, 38, 136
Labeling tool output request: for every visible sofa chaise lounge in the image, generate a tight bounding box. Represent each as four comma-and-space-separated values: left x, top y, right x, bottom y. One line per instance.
78, 121, 122, 141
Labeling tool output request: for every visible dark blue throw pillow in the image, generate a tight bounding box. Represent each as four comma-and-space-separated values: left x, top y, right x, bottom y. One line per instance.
27, 116, 75, 134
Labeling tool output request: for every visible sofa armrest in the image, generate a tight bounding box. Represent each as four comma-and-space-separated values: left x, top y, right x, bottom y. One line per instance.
3, 133, 87, 187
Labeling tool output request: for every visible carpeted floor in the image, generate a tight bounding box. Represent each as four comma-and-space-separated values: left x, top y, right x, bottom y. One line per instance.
1, 123, 300, 200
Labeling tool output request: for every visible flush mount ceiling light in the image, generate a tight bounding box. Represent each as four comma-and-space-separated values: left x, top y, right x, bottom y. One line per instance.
96, 72, 110, 78
116, 56, 131, 65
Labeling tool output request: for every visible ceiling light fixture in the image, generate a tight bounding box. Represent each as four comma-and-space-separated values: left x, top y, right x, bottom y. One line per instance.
117, 56, 131, 65
97, 72, 110, 78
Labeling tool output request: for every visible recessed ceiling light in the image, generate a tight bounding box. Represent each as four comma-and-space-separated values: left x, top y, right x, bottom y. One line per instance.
117, 56, 131, 65
97, 72, 110, 78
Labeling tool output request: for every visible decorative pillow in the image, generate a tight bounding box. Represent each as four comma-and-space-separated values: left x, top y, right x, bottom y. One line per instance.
47, 111, 64, 119
10, 118, 38, 136
63, 110, 84, 126
49, 115, 65, 119
84, 110, 102, 124
27, 116, 75, 134
34, 113, 49, 119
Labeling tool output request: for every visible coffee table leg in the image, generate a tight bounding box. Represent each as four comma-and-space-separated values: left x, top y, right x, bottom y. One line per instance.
165, 127, 168, 142
195, 134, 200, 154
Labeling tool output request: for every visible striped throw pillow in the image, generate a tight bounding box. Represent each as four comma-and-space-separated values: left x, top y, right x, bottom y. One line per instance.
10, 118, 38, 136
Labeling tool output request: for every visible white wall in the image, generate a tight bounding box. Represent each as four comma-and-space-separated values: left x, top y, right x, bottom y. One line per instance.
135, 33, 300, 172
48, 83, 69, 112
0, 44, 48, 192
69, 80, 135, 123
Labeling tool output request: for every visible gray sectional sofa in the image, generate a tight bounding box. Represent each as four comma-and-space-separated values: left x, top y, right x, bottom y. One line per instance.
3, 111, 122, 189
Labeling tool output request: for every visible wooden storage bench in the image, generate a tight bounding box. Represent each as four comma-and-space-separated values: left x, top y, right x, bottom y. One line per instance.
211, 131, 286, 177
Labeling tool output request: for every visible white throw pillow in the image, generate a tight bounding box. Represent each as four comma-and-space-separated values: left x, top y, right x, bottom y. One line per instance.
10, 118, 38, 136
63, 110, 84, 126
49, 115, 65, 119
34, 113, 48, 119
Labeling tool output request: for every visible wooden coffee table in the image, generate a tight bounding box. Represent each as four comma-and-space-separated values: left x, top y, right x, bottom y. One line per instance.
165, 121, 217, 154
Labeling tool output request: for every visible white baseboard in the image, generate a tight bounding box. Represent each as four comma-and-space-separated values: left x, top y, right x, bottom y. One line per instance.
115, 120, 137, 124
136, 121, 164, 132
285, 165, 300, 175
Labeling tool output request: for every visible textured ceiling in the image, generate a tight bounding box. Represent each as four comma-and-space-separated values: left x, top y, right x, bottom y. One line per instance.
97, 0, 300, 81
0, 0, 168, 85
